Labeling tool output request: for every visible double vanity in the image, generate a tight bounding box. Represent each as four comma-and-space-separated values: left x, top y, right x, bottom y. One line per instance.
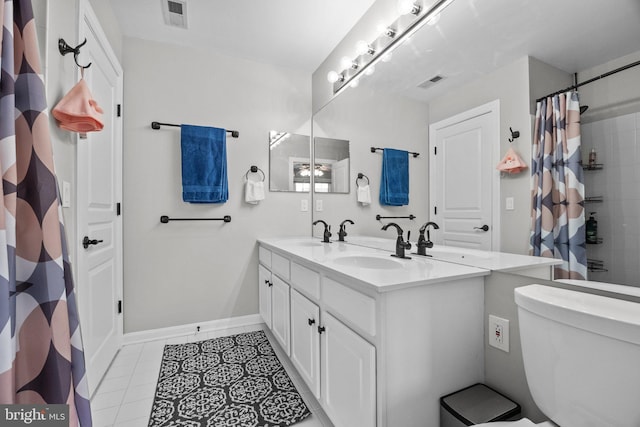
257, 236, 559, 427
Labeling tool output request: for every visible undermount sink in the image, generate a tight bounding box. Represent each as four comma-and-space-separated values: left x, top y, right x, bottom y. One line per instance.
332, 255, 404, 269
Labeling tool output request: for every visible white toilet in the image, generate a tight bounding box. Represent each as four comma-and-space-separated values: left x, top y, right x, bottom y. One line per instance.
476, 284, 640, 427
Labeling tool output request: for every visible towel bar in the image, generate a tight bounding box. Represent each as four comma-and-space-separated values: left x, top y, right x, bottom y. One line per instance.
160, 215, 231, 223
151, 121, 239, 138
376, 214, 416, 221
371, 147, 419, 158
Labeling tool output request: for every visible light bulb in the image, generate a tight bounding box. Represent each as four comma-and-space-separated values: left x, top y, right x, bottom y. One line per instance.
365, 66, 375, 76
398, 0, 420, 15
376, 21, 388, 33
355, 40, 374, 56
340, 56, 355, 70
327, 71, 341, 83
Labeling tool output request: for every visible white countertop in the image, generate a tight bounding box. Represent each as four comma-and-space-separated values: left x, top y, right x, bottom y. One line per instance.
344, 235, 562, 273
259, 237, 489, 292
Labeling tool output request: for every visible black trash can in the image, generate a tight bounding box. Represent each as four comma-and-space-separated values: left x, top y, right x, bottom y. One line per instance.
440, 383, 521, 426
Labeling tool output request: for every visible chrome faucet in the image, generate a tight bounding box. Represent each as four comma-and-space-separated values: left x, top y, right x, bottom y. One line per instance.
381, 222, 411, 259
415, 221, 439, 256
313, 220, 332, 243
338, 219, 354, 242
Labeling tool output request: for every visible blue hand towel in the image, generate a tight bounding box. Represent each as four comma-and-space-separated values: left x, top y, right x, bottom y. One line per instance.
379, 148, 409, 206
180, 124, 228, 203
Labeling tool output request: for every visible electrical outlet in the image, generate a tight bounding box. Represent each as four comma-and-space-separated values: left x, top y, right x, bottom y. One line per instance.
489, 315, 509, 352
300, 199, 309, 212
315, 199, 323, 212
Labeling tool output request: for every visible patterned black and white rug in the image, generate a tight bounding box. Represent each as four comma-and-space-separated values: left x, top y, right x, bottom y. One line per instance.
148, 330, 311, 427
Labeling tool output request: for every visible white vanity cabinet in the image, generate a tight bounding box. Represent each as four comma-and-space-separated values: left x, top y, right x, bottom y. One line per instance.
290, 289, 320, 397
258, 247, 291, 355
258, 240, 487, 427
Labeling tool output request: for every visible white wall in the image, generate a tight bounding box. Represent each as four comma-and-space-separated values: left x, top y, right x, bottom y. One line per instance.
122, 37, 312, 333
312, 83, 430, 238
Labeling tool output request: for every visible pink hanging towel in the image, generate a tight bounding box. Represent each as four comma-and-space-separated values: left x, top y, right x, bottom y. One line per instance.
52, 78, 104, 132
496, 147, 527, 174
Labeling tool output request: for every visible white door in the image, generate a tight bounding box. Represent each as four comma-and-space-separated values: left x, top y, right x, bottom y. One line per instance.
271, 276, 291, 356
258, 265, 272, 328
331, 158, 349, 192
429, 101, 500, 251
290, 290, 320, 398
76, 1, 123, 396
321, 312, 376, 427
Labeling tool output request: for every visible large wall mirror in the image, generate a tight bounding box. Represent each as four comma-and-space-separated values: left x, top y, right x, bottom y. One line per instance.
269, 131, 311, 192
311, 0, 640, 286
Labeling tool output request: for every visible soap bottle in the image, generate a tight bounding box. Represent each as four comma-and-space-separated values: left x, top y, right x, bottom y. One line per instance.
586, 212, 598, 244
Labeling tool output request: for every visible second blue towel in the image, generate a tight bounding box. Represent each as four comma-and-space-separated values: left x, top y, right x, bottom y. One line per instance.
181, 124, 228, 203
379, 148, 409, 206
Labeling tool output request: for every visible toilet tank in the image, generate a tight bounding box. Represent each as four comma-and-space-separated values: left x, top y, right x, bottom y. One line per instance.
515, 285, 640, 427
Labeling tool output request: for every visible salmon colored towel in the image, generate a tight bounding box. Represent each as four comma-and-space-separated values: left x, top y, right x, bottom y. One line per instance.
52, 78, 104, 132
496, 147, 527, 174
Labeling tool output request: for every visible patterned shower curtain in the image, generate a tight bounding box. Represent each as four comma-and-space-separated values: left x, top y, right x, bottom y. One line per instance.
530, 92, 587, 279
0, 0, 92, 425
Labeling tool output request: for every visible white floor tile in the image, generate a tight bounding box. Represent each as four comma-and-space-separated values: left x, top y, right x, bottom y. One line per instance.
115, 398, 154, 423
128, 369, 160, 387
113, 417, 149, 427
91, 389, 124, 411
95, 376, 130, 394
122, 382, 157, 404
91, 406, 118, 427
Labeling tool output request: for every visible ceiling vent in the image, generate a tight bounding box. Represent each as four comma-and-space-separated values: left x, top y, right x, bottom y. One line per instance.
162, 0, 188, 29
417, 75, 445, 89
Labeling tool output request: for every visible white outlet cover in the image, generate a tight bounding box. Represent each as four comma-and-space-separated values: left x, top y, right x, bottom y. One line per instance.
300, 199, 309, 212
489, 314, 509, 352
315, 199, 323, 211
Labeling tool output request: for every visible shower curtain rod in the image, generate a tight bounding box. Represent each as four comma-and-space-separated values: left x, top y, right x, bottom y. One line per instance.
536, 59, 640, 103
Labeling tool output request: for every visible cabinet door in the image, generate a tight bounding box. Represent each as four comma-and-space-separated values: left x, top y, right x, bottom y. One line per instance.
290, 289, 320, 398
271, 275, 291, 356
258, 264, 272, 329
321, 312, 376, 427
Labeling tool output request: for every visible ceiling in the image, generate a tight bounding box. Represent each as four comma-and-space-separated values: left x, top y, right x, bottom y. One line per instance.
107, 0, 376, 72
359, 0, 640, 103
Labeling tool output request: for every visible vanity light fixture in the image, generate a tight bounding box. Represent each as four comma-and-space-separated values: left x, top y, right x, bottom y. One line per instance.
331, 0, 455, 96
355, 40, 376, 56
326, 70, 344, 83
398, 0, 422, 16
377, 22, 397, 38
340, 56, 359, 70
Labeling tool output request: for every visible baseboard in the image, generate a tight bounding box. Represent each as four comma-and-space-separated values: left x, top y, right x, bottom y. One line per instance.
122, 314, 263, 345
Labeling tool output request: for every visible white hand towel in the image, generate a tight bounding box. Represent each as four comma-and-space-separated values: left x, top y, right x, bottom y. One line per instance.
245, 180, 265, 204
357, 184, 371, 205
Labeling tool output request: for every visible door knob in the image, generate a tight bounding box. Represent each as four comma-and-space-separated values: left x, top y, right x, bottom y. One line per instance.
82, 236, 104, 249
474, 225, 490, 232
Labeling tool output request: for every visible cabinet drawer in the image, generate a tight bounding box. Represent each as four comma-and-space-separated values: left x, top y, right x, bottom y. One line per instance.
271, 252, 290, 281
291, 262, 320, 300
323, 277, 376, 336
259, 246, 272, 268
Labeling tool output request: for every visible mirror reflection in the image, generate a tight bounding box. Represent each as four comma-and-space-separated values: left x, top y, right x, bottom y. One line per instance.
269, 131, 311, 192
313, 137, 350, 193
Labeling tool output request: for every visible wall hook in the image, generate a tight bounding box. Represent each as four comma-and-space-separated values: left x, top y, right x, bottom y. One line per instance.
58, 38, 92, 69
508, 127, 520, 142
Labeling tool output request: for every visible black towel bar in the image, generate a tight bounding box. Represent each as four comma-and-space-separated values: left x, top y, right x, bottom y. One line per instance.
371, 147, 419, 158
376, 214, 416, 220
160, 215, 231, 223
151, 121, 239, 138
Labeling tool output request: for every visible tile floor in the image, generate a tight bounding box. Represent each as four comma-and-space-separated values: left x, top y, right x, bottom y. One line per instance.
91, 324, 334, 427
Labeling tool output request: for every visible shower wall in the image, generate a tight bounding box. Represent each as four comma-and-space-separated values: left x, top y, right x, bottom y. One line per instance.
581, 112, 640, 287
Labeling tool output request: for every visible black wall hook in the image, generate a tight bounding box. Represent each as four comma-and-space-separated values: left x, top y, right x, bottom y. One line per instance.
508, 127, 520, 142
58, 38, 92, 69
